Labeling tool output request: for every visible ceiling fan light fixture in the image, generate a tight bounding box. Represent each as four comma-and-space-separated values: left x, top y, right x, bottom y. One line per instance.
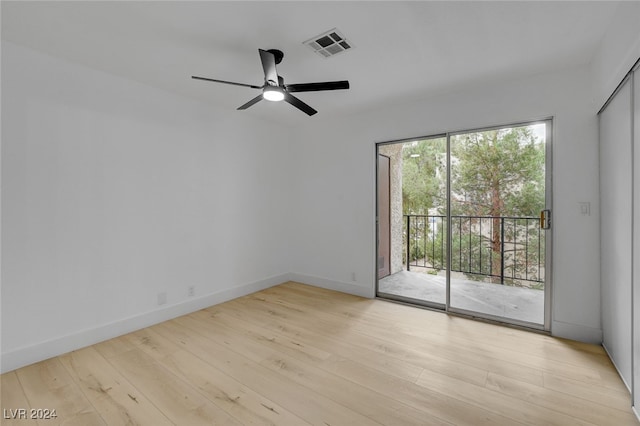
263, 86, 285, 102
193, 48, 348, 116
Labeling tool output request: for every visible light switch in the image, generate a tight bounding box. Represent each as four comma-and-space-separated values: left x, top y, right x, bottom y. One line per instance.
579, 202, 590, 216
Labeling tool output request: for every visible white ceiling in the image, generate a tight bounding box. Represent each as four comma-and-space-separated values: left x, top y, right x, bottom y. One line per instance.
1, 1, 621, 125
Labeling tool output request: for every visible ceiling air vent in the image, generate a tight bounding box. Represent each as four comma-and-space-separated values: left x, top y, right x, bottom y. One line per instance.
303, 28, 352, 58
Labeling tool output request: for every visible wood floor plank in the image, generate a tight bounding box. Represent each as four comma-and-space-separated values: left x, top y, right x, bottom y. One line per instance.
131, 323, 313, 426
256, 286, 621, 390
1, 371, 39, 426
58, 346, 174, 426
284, 282, 614, 384
190, 309, 334, 365
269, 283, 615, 370
416, 368, 594, 426
215, 299, 486, 386
157, 347, 312, 426
107, 345, 242, 425
317, 353, 523, 426
207, 299, 529, 425
180, 310, 453, 425
14, 358, 105, 426
258, 349, 453, 426
150, 317, 384, 426
228, 291, 546, 387
272, 282, 608, 367
2, 281, 636, 425
542, 371, 631, 411
92, 335, 137, 360
209, 307, 428, 384
485, 372, 637, 425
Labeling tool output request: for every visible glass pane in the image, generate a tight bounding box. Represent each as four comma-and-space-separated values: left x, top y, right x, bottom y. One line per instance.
449, 123, 546, 325
377, 137, 448, 307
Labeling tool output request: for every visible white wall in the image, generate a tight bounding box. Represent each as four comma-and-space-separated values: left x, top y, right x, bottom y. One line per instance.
1, 42, 292, 372
289, 66, 603, 343
591, 2, 640, 108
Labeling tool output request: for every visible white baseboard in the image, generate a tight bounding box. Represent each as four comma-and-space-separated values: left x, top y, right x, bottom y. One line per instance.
0, 273, 289, 374
551, 320, 603, 344
633, 405, 640, 422
288, 272, 375, 298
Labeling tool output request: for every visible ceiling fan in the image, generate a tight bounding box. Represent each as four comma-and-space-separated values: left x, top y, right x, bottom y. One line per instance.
192, 49, 349, 116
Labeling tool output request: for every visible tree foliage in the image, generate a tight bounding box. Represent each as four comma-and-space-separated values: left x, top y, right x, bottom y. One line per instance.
402, 125, 546, 287
450, 127, 545, 217
401, 138, 446, 215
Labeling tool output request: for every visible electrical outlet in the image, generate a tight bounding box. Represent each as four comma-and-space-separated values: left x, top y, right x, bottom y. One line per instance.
157, 292, 167, 305
188, 286, 195, 297
351, 272, 357, 282
579, 201, 591, 216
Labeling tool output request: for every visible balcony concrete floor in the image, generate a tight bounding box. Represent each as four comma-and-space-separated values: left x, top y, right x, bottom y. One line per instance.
378, 270, 544, 325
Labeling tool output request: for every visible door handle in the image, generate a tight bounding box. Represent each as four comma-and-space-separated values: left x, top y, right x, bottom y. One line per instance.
540, 209, 551, 229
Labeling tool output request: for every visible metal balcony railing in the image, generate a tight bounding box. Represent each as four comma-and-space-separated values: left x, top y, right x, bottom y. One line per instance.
405, 214, 544, 286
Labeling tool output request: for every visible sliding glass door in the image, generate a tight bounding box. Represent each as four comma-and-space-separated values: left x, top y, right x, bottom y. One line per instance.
448, 122, 550, 327
376, 120, 551, 330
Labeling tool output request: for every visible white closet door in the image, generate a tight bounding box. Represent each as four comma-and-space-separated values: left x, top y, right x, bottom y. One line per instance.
633, 69, 640, 408
600, 78, 633, 389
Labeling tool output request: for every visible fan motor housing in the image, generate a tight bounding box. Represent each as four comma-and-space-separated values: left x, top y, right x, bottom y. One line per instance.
267, 49, 284, 64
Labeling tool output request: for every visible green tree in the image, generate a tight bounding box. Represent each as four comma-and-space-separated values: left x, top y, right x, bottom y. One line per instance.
402, 126, 546, 286
450, 127, 544, 217
402, 138, 446, 215
450, 126, 545, 284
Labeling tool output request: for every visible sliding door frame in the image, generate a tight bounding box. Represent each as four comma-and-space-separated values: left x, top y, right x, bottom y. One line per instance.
375, 118, 553, 332
375, 134, 447, 311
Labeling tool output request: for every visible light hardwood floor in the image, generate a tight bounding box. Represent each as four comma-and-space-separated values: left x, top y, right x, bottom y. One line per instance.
1, 282, 637, 425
